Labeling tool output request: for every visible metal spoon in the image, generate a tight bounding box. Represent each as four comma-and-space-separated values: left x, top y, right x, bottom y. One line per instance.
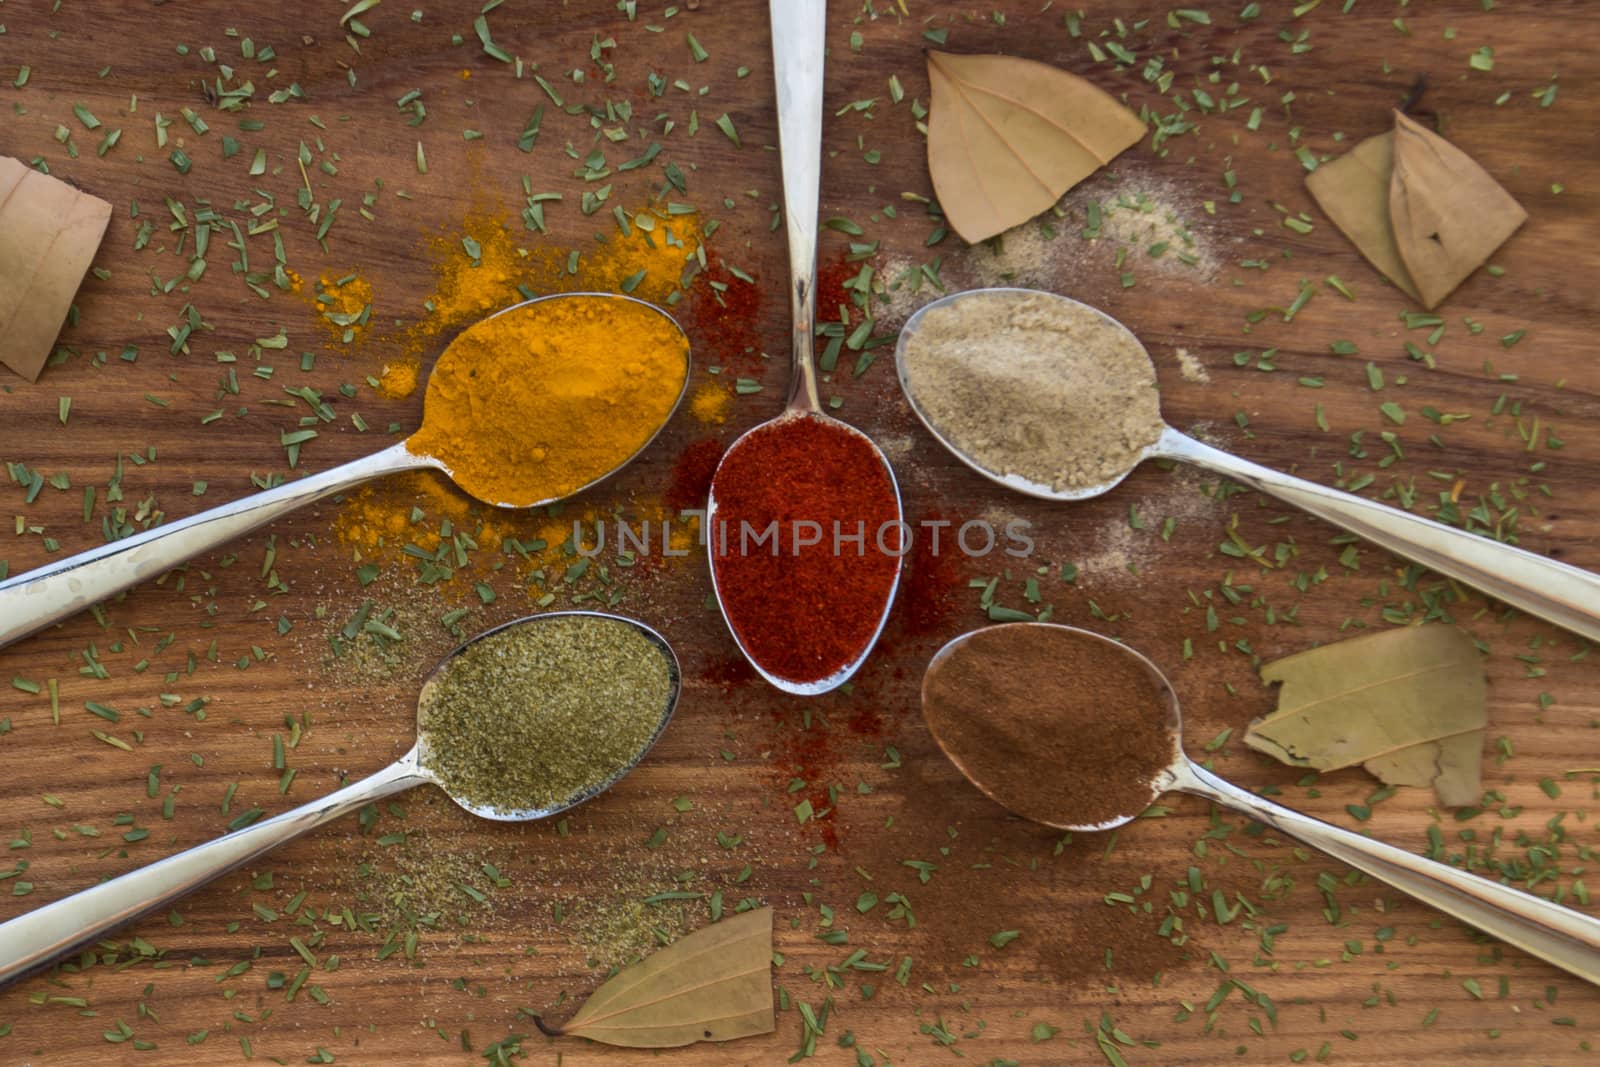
0, 293, 691, 650
923, 622, 1600, 986
0, 610, 681, 989
897, 287, 1600, 644
705, 0, 903, 695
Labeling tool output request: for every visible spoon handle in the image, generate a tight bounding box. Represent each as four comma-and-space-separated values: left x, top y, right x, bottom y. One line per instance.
1173, 758, 1600, 985
770, 0, 826, 415
0, 750, 427, 990
0, 441, 429, 650
1158, 426, 1600, 643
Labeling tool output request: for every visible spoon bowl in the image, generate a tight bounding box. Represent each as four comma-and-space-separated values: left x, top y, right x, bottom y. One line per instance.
707, 410, 905, 697
0, 292, 691, 650
897, 286, 1600, 644
924, 622, 1600, 986
417, 611, 681, 820
923, 622, 1180, 832
896, 287, 1160, 504
417, 292, 692, 509
0, 610, 680, 988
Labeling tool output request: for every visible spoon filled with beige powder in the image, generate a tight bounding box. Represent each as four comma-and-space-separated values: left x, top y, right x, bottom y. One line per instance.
923, 622, 1600, 987
896, 287, 1600, 644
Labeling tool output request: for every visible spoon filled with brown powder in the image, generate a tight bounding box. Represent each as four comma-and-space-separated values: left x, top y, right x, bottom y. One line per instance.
896, 287, 1600, 645
0, 611, 680, 989
922, 623, 1600, 987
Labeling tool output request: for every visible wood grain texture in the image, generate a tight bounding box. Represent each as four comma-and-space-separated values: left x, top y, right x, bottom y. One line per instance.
2, 1, 1600, 1064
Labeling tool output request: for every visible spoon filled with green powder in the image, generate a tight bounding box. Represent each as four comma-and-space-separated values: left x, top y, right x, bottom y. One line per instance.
0, 611, 679, 989
896, 286, 1600, 645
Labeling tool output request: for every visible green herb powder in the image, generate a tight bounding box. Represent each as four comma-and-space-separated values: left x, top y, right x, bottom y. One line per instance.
418, 614, 674, 814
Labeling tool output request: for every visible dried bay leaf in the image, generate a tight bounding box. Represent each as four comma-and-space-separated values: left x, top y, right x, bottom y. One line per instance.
1245, 626, 1486, 806
925, 51, 1145, 245
1390, 110, 1526, 309
0, 156, 112, 381
1364, 731, 1483, 808
1305, 112, 1524, 310
1304, 131, 1422, 303
542, 906, 773, 1048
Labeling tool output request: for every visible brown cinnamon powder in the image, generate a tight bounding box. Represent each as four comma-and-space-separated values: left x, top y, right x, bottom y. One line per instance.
921, 624, 1175, 827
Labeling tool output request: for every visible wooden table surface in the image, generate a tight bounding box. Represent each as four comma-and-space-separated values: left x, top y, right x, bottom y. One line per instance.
3, 1, 1599, 1063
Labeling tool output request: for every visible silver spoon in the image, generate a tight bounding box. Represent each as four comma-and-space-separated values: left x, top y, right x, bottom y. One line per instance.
0, 293, 691, 650
924, 622, 1600, 987
705, 0, 903, 695
897, 287, 1600, 644
0, 610, 681, 989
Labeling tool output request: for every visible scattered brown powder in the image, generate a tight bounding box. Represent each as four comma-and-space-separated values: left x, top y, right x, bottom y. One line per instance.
869, 254, 947, 327
1076, 466, 1223, 586
1087, 182, 1220, 282
921, 623, 1175, 828
900, 289, 1165, 492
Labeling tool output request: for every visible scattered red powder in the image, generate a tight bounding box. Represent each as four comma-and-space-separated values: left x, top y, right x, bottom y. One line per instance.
700, 655, 756, 691
665, 438, 725, 513
814, 249, 857, 324
897, 510, 964, 636
683, 259, 763, 368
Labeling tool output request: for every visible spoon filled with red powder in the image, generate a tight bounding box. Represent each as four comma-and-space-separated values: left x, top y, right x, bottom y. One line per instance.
923, 623, 1600, 987
706, 0, 903, 695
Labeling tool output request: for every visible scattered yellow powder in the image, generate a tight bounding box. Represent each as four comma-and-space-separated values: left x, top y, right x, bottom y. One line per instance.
333, 472, 584, 569
419, 207, 702, 340
330, 470, 700, 590
575, 213, 701, 305
310, 271, 375, 344
689, 379, 731, 425
329, 202, 710, 582
426, 215, 531, 328
377, 360, 419, 399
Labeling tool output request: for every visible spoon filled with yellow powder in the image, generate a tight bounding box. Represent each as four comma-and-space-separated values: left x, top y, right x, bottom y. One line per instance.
0, 293, 691, 649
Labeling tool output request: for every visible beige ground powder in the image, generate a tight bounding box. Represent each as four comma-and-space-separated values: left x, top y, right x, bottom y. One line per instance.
900, 290, 1165, 492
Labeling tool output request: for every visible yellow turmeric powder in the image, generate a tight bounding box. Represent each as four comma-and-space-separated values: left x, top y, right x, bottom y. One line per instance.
426, 216, 530, 327
421, 208, 701, 336
311, 271, 374, 344
376, 360, 419, 399
407, 295, 690, 508
689, 379, 731, 425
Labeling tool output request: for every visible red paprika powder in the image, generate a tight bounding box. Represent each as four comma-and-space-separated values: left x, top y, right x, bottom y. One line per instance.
709, 412, 901, 686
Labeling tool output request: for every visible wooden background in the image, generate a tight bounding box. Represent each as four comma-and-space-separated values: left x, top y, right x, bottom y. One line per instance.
2, 1, 1599, 1063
